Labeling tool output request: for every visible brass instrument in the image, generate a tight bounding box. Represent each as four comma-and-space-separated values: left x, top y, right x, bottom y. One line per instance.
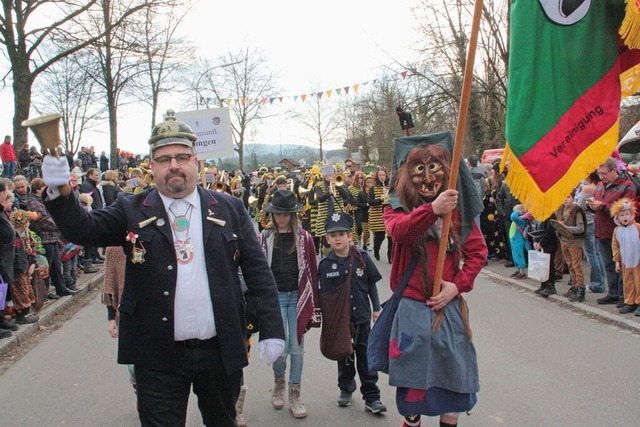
334, 173, 345, 187
288, 178, 294, 192
230, 174, 244, 197
248, 195, 259, 209
213, 170, 226, 192
382, 185, 389, 202
259, 191, 272, 228
298, 186, 311, 197
297, 183, 312, 220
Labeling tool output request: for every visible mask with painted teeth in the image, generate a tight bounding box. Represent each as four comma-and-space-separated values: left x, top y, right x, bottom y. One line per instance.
395, 145, 451, 210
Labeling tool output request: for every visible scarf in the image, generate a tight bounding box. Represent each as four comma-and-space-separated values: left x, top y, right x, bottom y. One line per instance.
260, 225, 319, 344
101, 246, 127, 317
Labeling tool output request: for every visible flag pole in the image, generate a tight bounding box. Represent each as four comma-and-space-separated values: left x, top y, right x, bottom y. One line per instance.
432, 0, 484, 328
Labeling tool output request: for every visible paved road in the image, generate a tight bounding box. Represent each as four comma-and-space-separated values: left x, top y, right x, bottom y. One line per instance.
2, 248, 640, 426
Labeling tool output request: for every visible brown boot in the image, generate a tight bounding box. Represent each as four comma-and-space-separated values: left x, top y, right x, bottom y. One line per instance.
271, 373, 285, 409
235, 385, 247, 427
288, 383, 307, 419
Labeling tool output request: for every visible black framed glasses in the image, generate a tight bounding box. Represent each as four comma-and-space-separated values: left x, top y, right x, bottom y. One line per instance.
153, 153, 194, 168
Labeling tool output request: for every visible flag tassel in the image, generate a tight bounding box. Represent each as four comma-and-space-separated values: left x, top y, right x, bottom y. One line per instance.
620, 0, 640, 49
501, 132, 618, 221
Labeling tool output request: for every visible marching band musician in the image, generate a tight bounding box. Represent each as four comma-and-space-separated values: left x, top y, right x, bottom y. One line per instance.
127, 167, 149, 194
297, 171, 314, 233
307, 166, 322, 252
259, 176, 288, 231
347, 171, 364, 245
230, 170, 245, 198
211, 170, 230, 195
221, 171, 232, 195
257, 171, 274, 209
309, 166, 354, 256
204, 166, 219, 190
358, 174, 374, 251
368, 167, 392, 263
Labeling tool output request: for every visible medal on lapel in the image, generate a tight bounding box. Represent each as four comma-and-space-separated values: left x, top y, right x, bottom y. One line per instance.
126, 232, 147, 264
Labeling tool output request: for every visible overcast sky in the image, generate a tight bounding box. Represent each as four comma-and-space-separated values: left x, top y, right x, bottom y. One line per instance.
0, 0, 421, 157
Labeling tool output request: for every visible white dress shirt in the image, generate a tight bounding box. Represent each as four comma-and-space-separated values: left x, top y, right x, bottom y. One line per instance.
159, 190, 216, 341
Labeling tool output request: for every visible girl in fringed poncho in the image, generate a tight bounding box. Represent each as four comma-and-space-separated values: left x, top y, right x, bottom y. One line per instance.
259, 190, 320, 419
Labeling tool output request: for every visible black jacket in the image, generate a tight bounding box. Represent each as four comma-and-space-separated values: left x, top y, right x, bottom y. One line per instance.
0, 213, 16, 284
496, 182, 520, 219
79, 178, 103, 210
45, 186, 284, 374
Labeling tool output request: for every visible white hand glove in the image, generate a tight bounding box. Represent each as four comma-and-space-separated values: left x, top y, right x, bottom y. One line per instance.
259, 338, 285, 366
42, 155, 71, 187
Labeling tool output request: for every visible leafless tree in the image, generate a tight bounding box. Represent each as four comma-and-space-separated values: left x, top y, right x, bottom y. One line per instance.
295, 88, 343, 162
0, 0, 154, 153
32, 52, 106, 156
245, 142, 266, 172
133, 0, 195, 128
195, 47, 278, 170
339, 76, 412, 168
72, 0, 168, 168
410, 0, 509, 154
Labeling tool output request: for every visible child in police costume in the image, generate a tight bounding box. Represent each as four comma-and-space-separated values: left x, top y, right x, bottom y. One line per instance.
317, 212, 386, 414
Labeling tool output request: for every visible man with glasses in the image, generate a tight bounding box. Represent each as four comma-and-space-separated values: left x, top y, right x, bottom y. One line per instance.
587, 157, 636, 306
40, 110, 285, 426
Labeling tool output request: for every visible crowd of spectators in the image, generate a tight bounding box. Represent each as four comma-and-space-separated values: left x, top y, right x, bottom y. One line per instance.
471, 152, 640, 311
0, 143, 156, 339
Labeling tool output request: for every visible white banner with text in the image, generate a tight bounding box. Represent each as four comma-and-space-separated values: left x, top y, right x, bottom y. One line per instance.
171, 108, 234, 160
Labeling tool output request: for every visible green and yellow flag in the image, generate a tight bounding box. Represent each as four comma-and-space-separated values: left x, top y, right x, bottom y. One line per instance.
504, 0, 640, 220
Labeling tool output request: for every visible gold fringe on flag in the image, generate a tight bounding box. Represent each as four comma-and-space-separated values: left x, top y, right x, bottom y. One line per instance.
501, 126, 619, 221
501, 56, 640, 221
620, 0, 640, 49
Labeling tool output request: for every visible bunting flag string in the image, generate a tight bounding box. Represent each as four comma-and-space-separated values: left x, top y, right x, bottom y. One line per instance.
203, 68, 418, 108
